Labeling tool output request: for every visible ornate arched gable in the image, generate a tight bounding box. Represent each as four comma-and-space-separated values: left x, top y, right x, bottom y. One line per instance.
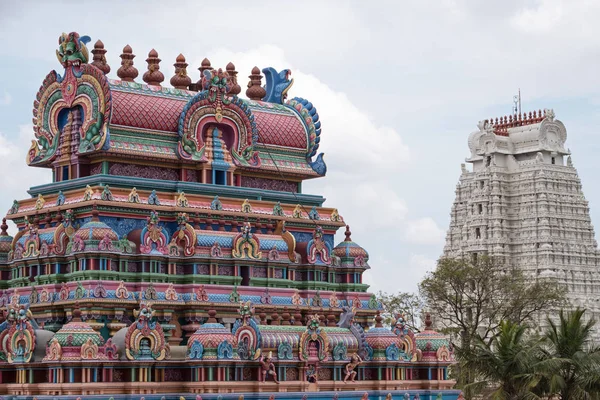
168, 213, 196, 257
30, 32, 111, 165
177, 69, 260, 166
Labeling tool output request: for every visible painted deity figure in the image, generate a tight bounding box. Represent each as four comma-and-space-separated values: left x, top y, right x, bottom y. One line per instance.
211, 195, 223, 211
306, 226, 332, 264
148, 189, 160, 205
330, 208, 341, 222
293, 204, 302, 218
8, 200, 19, 214
128, 187, 140, 203
211, 241, 222, 257
101, 185, 113, 201
306, 364, 319, 383
239, 300, 254, 325
177, 191, 188, 207
232, 222, 261, 259
241, 199, 252, 213
344, 354, 363, 383
35, 194, 45, 210
56, 191, 66, 206
83, 185, 94, 201
259, 352, 279, 383
273, 201, 284, 217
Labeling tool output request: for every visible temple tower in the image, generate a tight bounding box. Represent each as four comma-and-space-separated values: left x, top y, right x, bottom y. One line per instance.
443, 109, 600, 336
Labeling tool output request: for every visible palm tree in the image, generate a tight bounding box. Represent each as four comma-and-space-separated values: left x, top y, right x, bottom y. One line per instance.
465, 320, 543, 400
538, 308, 600, 400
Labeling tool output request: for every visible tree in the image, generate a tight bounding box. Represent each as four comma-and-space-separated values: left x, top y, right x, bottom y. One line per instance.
419, 256, 565, 395
538, 308, 600, 400
377, 291, 424, 331
466, 320, 544, 400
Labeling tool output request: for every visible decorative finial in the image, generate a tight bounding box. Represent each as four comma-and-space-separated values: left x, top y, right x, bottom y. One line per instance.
91, 39, 110, 74
344, 225, 352, 241
72, 302, 82, 322
226, 62, 241, 96
0, 218, 8, 236
117, 44, 138, 82
246, 66, 266, 101
199, 58, 211, 74
143, 49, 164, 86
207, 309, 217, 323
170, 53, 192, 90
91, 204, 99, 221
424, 312, 433, 330
375, 310, 383, 328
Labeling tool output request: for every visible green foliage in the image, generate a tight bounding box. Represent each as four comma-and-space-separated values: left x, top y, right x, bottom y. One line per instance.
463, 309, 600, 400
537, 308, 600, 400
418, 256, 565, 397
376, 290, 424, 331
466, 321, 545, 400
420, 256, 565, 345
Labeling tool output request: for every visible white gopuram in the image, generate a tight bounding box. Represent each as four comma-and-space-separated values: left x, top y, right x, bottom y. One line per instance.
443, 109, 600, 336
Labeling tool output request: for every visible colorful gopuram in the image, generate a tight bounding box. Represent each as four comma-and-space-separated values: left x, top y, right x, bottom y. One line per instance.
0, 32, 457, 400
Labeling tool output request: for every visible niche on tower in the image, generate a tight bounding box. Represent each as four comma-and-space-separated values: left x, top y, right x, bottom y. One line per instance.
201, 123, 236, 185
53, 105, 87, 181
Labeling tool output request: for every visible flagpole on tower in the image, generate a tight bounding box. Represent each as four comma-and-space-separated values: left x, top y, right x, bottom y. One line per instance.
513, 89, 521, 116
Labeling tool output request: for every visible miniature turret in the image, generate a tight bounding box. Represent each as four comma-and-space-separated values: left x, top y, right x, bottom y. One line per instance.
143, 49, 164, 86
91, 39, 110, 74
117, 44, 138, 82
246, 66, 266, 101
226, 62, 241, 96
170, 54, 192, 90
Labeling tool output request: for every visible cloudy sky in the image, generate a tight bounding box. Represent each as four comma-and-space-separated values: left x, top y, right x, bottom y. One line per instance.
2, 0, 600, 295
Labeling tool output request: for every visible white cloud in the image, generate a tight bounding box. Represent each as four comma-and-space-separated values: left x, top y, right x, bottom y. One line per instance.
368, 253, 436, 294
0, 92, 11, 106
403, 217, 446, 245
409, 254, 436, 272
511, 0, 564, 33
207, 46, 412, 243
408, 254, 436, 290
0, 125, 52, 235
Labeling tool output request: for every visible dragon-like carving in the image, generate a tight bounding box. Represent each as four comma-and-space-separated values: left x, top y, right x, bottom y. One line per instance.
287, 97, 326, 176
262, 67, 293, 104
56, 32, 90, 68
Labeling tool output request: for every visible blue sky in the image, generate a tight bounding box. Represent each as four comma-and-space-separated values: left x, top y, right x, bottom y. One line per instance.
2, 0, 600, 294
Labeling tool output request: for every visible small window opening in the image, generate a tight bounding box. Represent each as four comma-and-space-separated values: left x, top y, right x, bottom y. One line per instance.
215, 170, 226, 185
